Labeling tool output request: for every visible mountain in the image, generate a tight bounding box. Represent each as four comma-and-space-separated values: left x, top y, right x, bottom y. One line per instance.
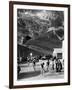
17, 12, 64, 55
17, 14, 51, 39
24, 29, 62, 54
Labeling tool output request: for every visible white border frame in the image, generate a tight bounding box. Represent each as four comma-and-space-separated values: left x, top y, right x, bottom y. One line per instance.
13, 4, 68, 86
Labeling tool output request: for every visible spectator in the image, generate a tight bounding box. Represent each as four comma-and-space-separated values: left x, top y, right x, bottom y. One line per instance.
33, 58, 36, 71
55, 58, 59, 72
52, 58, 54, 70
18, 65, 21, 75
46, 60, 50, 71
58, 59, 62, 72
41, 62, 45, 75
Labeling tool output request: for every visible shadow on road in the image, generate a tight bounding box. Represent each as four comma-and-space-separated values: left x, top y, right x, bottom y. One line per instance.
17, 70, 41, 80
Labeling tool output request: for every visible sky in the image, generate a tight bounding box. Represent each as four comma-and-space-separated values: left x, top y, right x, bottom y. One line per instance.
17, 9, 63, 20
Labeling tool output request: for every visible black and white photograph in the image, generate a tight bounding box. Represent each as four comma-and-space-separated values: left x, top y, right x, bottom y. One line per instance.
9, 1, 70, 88
17, 9, 64, 80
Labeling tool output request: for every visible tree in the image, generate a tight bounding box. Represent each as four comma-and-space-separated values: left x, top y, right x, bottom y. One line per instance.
50, 11, 64, 28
